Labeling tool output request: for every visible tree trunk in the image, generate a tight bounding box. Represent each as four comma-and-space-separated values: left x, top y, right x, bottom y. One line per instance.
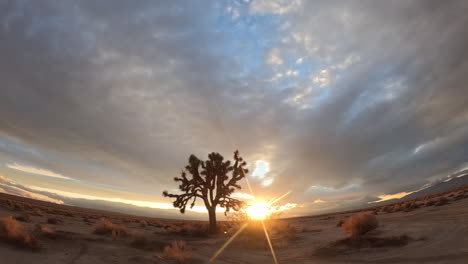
208, 207, 217, 233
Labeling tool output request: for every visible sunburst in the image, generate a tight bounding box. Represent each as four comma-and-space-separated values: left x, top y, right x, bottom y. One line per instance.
210, 168, 291, 263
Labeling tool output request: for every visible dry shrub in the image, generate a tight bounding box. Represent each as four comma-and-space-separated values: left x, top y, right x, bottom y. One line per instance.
162, 240, 192, 263
83, 216, 93, 225
403, 201, 418, 212
166, 223, 208, 238
94, 218, 128, 239
332, 235, 410, 248
382, 206, 393, 213
453, 192, 466, 201
5, 199, 13, 208
63, 211, 74, 217
149, 221, 163, 228
47, 217, 64, 225
342, 213, 378, 237
139, 219, 148, 228
424, 199, 436, 207
392, 204, 402, 212
435, 196, 449, 206
0, 216, 39, 249
34, 224, 58, 239
15, 214, 32, 223
336, 219, 345, 227
30, 209, 43, 217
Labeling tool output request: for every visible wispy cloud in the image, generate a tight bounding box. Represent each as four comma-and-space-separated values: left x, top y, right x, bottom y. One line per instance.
6, 163, 72, 180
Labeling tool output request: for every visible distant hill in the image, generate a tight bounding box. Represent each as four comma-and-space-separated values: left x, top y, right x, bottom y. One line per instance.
400, 169, 468, 201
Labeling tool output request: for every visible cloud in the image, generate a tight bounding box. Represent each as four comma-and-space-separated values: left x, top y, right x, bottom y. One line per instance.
251, 160, 270, 179
311, 69, 331, 87
250, 0, 303, 15
266, 48, 283, 65
261, 177, 274, 187
6, 163, 72, 180
231, 192, 255, 200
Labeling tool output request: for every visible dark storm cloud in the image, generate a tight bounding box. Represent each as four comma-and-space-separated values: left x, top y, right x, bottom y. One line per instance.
0, 0, 467, 215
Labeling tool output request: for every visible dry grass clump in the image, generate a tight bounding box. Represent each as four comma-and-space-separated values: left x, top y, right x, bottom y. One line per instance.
149, 221, 163, 228
392, 203, 402, 212
47, 217, 64, 225
14, 213, 32, 223
402, 201, 418, 212
332, 234, 410, 248
453, 192, 467, 201
0, 216, 39, 249
34, 224, 58, 239
342, 213, 378, 237
435, 196, 449, 206
336, 219, 345, 227
83, 216, 93, 225
162, 240, 192, 263
424, 199, 436, 207
30, 208, 43, 217
93, 218, 128, 239
165, 223, 209, 238
139, 219, 148, 228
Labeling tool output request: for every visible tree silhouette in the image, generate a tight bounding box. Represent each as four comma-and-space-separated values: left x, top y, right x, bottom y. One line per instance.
163, 150, 248, 233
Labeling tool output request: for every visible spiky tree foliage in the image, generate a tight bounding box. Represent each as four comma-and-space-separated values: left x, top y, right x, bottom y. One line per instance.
163, 150, 248, 233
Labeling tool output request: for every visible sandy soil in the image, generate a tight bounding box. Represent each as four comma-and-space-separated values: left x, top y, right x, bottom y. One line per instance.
1, 190, 467, 264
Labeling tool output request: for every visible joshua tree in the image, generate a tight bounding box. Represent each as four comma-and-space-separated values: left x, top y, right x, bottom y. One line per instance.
163, 150, 248, 233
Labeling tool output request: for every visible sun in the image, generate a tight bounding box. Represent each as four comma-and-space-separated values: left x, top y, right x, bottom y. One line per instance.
246, 202, 271, 220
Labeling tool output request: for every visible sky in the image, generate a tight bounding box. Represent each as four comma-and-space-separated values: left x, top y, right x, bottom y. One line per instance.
0, 0, 468, 219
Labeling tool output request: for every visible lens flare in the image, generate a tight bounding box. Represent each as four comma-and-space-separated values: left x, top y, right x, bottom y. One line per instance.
246, 202, 270, 219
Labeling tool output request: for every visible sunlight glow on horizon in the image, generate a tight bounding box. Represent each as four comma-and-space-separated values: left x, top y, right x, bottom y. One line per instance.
370, 191, 415, 203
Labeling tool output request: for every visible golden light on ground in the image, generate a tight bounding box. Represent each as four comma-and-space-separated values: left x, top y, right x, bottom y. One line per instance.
246, 202, 271, 220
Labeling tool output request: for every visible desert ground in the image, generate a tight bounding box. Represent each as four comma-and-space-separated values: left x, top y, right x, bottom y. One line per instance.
1, 186, 468, 264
